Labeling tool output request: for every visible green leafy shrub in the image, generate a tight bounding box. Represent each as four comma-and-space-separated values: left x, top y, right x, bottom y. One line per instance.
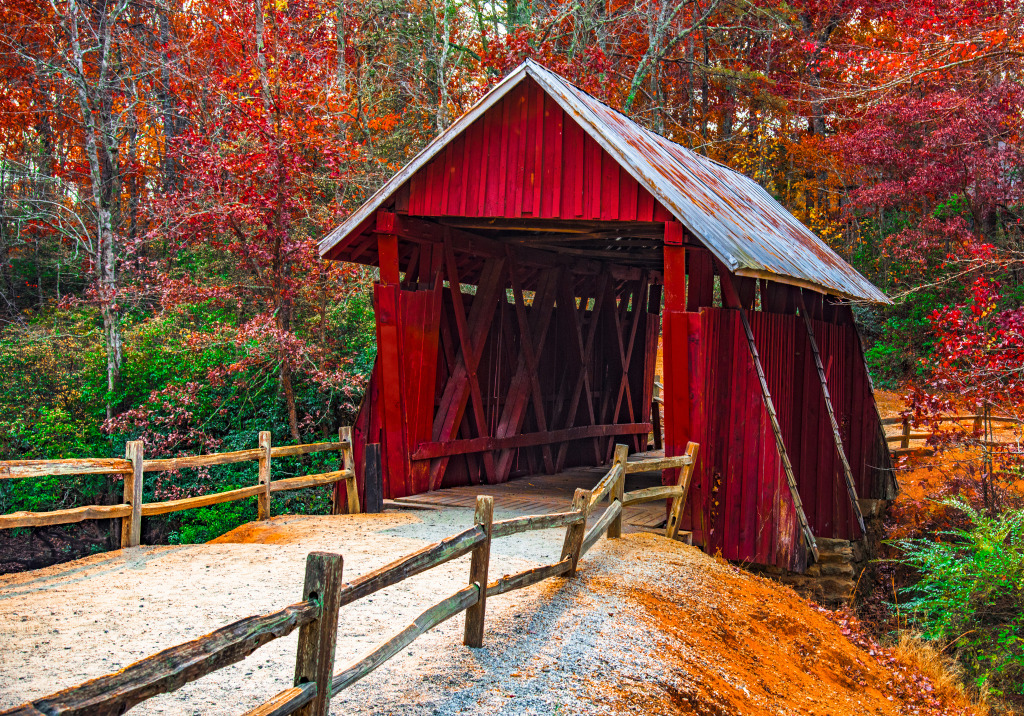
891, 498, 1024, 698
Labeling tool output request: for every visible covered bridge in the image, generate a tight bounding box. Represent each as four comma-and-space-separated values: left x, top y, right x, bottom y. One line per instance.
319, 59, 896, 572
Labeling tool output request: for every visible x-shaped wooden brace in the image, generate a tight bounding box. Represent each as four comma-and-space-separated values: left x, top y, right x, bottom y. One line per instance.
428, 238, 505, 490
552, 272, 610, 471
491, 249, 562, 481
596, 273, 650, 456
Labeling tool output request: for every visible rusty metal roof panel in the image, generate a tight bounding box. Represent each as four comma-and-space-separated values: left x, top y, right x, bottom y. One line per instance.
319, 59, 888, 303
526, 61, 888, 303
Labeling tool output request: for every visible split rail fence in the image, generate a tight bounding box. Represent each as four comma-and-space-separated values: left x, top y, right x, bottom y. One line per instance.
883, 413, 1024, 456
1, 441, 699, 716
0, 428, 360, 547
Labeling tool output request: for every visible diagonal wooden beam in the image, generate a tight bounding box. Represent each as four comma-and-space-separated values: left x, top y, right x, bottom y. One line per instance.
720, 271, 820, 563
427, 241, 503, 489
798, 292, 866, 535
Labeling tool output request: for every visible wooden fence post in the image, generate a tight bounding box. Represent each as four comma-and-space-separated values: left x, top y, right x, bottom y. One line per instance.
294, 552, 344, 716
463, 495, 493, 648
364, 443, 383, 513
121, 441, 144, 548
607, 444, 628, 539
560, 488, 592, 576
652, 375, 663, 451
666, 442, 699, 541
340, 427, 360, 515
900, 417, 911, 449
258, 431, 272, 521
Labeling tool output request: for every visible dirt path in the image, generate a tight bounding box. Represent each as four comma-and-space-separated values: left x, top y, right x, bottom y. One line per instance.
0, 508, 979, 715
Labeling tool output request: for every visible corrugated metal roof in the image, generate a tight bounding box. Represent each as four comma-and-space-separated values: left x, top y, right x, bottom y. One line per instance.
319, 59, 889, 304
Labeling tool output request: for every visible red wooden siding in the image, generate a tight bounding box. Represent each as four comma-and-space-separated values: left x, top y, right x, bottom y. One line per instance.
407, 79, 673, 223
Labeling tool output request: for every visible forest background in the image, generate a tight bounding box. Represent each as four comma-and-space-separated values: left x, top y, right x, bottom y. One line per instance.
1, 0, 1022, 705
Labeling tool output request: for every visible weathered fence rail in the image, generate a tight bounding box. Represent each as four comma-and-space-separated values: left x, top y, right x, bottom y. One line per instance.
882, 413, 1023, 454
0, 428, 360, 544
1, 441, 699, 716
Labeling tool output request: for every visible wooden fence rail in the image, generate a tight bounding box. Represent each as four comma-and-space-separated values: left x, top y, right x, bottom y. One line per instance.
0, 429, 360, 544
1, 442, 700, 716
881, 413, 1024, 454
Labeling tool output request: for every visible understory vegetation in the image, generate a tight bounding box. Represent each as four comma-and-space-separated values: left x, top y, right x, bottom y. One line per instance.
1, 0, 1023, 708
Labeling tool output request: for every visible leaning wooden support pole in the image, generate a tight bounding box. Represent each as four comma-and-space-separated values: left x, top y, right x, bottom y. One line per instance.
341, 427, 360, 515
258, 431, 272, 520
294, 552, 344, 716
607, 444, 628, 539
665, 442, 699, 541
486, 559, 572, 597
798, 295, 866, 534
581, 500, 623, 556
337, 526, 485, 607
734, 304, 819, 562
463, 496, 493, 647
121, 441, 144, 549
331, 585, 479, 693
242, 683, 317, 716
560, 488, 592, 576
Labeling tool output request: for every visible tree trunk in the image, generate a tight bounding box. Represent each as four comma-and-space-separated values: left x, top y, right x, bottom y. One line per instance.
280, 363, 301, 442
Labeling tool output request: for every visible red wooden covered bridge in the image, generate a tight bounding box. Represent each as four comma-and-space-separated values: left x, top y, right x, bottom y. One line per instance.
319, 60, 896, 572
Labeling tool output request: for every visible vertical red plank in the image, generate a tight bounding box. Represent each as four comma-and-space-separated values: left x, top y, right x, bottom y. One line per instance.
661, 246, 690, 490
409, 166, 424, 215
485, 95, 509, 216
395, 183, 410, 214
740, 314, 762, 560
711, 310, 735, 557
373, 284, 410, 498
572, 120, 585, 218
813, 318, 833, 537
584, 135, 600, 219
378, 233, 400, 286
551, 101, 564, 218
619, 167, 638, 221
441, 138, 456, 216
723, 312, 745, 560
481, 112, 496, 217
653, 201, 673, 221
637, 186, 655, 222
600, 151, 620, 221
686, 312, 705, 542
530, 81, 545, 216
509, 85, 528, 217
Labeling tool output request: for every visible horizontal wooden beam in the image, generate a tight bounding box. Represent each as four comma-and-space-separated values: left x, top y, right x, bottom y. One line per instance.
268, 470, 351, 493
141, 485, 266, 517
623, 454, 692, 474
621, 484, 684, 507
376, 213, 644, 281
0, 459, 131, 479
490, 510, 584, 539
270, 441, 345, 458
143, 449, 264, 473
0, 503, 132, 530
409, 423, 651, 460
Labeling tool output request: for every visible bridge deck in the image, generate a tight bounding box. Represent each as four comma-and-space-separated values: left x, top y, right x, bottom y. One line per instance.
393, 451, 674, 531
